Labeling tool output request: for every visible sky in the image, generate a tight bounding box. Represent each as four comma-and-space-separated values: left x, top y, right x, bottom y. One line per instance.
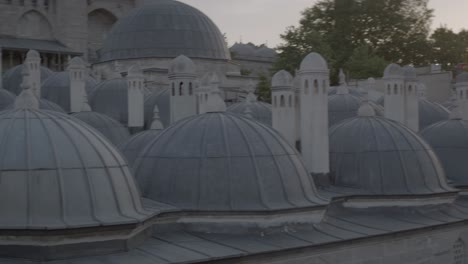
178, 0, 468, 48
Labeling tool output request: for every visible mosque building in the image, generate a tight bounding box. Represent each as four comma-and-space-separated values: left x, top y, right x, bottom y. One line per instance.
1, 0, 468, 263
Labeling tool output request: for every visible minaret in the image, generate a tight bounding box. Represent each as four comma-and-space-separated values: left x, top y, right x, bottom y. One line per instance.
168, 55, 197, 123
68, 57, 87, 113
455, 72, 468, 120
126, 65, 145, 128
24, 50, 41, 97
299, 52, 330, 174
402, 65, 419, 131
383, 63, 405, 124
271, 70, 295, 146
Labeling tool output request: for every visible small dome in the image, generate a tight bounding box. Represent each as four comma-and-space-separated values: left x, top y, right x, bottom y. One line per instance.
68, 56, 85, 67
26, 49, 40, 59
134, 112, 325, 211
41, 72, 98, 112
120, 130, 162, 167
100, 0, 230, 62
2, 64, 53, 95
421, 119, 468, 186
271, 70, 293, 88
0, 89, 16, 111
383, 63, 403, 79
0, 107, 148, 229
230, 43, 256, 57
227, 100, 272, 126
89, 78, 131, 126
299, 52, 328, 73
72, 111, 131, 146
376, 97, 450, 129
328, 93, 383, 127
329, 115, 453, 195
456, 72, 468, 84
403, 65, 417, 81
169, 55, 196, 76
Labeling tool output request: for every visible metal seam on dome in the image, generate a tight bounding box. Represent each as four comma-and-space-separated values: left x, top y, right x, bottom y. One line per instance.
196, 114, 213, 210
219, 114, 234, 210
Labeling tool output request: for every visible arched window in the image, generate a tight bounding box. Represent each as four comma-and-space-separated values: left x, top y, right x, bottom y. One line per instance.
313, 79, 319, 94
189, 83, 193, 95
394, 84, 398, 95
280, 95, 285, 107
172, 83, 175, 96
453, 239, 465, 264
288, 95, 292, 107
179, 82, 184, 96
304, 80, 309, 94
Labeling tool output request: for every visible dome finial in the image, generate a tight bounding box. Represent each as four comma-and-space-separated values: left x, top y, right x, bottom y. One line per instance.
358, 100, 376, 117
15, 64, 39, 110
336, 69, 349, 95
243, 105, 254, 119
245, 80, 258, 103
150, 105, 164, 130
205, 73, 226, 113
339, 68, 346, 85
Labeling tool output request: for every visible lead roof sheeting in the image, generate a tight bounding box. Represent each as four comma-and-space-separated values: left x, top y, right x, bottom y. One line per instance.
0, 36, 76, 54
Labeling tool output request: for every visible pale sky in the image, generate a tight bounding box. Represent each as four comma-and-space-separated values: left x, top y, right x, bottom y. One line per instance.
178, 0, 467, 48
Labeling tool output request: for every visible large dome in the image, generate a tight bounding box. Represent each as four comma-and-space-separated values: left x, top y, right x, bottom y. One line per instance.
0, 105, 148, 229
329, 107, 452, 195
99, 0, 230, 62
133, 112, 325, 212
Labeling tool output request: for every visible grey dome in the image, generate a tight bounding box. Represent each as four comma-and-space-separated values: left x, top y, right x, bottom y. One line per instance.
0, 89, 16, 111
41, 72, 98, 112
72, 111, 131, 146
6, 98, 66, 113
119, 129, 162, 167
144, 88, 170, 128
376, 97, 450, 129
227, 100, 272, 126
420, 119, 468, 186
2, 64, 53, 95
90, 78, 130, 126
328, 93, 383, 127
0, 108, 148, 229
134, 112, 325, 211
329, 115, 452, 195
230, 43, 256, 57
99, 0, 230, 62
300, 52, 328, 73
383, 63, 403, 79
328, 86, 363, 96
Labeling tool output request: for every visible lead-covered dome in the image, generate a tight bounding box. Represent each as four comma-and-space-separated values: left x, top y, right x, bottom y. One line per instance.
328, 93, 383, 127
2, 64, 53, 95
227, 98, 272, 126
134, 112, 325, 211
41, 72, 98, 112
0, 89, 16, 111
329, 106, 453, 195
420, 116, 468, 187
99, 0, 230, 62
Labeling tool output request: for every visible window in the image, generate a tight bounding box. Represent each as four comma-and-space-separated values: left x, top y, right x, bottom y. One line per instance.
454, 239, 465, 264
189, 83, 193, 95
408, 85, 412, 94
394, 84, 398, 95
280, 95, 285, 107
289, 95, 292, 107
179, 82, 184, 96
172, 83, 175, 96
304, 80, 309, 94
314, 79, 319, 94
387, 85, 391, 95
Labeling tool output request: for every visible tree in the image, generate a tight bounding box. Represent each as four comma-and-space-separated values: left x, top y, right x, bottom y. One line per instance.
274, 0, 434, 82
430, 27, 468, 70
344, 45, 388, 80
256, 73, 271, 103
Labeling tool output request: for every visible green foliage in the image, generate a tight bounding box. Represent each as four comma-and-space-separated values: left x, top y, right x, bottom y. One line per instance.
256, 73, 271, 103
430, 28, 468, 70
240, 68, 252, 76
344, 46, 388, 80
274, 0, 434, 83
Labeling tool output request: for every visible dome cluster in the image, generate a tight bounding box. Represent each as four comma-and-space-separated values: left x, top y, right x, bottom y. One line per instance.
230, 43, 277, 62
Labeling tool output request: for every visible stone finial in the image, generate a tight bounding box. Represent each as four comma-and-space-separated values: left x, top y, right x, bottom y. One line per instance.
358, 101, 376, 117
245, 79, 256, 94
336, 69, 349, 95
339, 69, 346, 85
243, 105, 253, 119
150, 105, 164, 130
15, 88, 39, 110
205, 74, 226, 113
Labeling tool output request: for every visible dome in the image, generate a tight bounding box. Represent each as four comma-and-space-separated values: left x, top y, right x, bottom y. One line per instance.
134, 112, 325, 211
41, 72, 98, 112
456, 72, 468, 84
72, 111, 131, 146
299, 52, 328, 73
0, 106, 148, 230
99, 0, 230, 62
383, 63, 403, 79
376, 97, 450, 129
329, 113, 452, 195
271, 70, 293, 88
420, 118, 468, 186
328, 93, 383, 127
120, 129, 161, 167
230, 43, 256, 57
328, 86, 364, 96
227, 100, 272, 126
0, 89, 16, 111
169, 55, 196, 76
2, 64, 53, 95
89, 78, 131, 126
6, 98, 66, 113
403, 65, 417, 81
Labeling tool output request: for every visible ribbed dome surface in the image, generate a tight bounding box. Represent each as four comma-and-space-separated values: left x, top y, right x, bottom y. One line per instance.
6, 98, 66, 113
41, 72, 98, 112
329, 116, 452, 195
227, 101, 272, 126
134, 112, 325, 211
328, 93, 383, 127
72, 111, 130, 146
99, 0, 230, 62
2, 64, 53, 95
0, 89, 16, 111
90, 78, 129, 126
376, 97, 450, 130
144, 88, 170, 128
119, 130, 162, 167
0, 108, 148, 229
420, 119, 468, 186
